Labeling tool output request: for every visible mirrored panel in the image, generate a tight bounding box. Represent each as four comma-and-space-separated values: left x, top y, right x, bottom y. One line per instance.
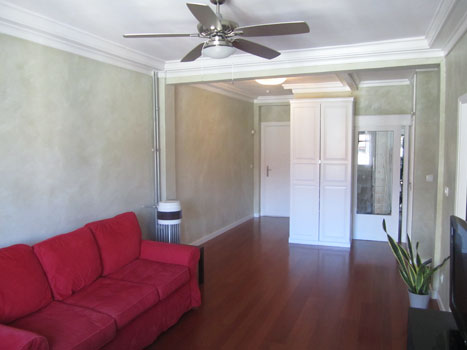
357, 131, 394, 215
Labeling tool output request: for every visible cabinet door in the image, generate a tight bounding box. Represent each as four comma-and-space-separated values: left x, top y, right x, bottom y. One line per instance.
319, 101, 352, 245
289, 102, 320, 242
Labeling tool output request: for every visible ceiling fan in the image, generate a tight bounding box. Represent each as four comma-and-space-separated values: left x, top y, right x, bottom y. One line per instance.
123, 0, 310, 62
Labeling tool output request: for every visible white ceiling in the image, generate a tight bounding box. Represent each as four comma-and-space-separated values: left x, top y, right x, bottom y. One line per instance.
0, 0, 447, 62
1, 0, 466, 76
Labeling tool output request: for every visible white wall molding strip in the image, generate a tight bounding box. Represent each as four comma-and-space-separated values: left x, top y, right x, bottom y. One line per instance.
192, 83, 254, 102
190, 215, 254, 246
254, 95, 294, 104
0, 1, 163, 74
358, 79, 412, 88
282, 81, 350, 94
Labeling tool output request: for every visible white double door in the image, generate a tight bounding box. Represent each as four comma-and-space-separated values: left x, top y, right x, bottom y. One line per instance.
289, 99, 353, 247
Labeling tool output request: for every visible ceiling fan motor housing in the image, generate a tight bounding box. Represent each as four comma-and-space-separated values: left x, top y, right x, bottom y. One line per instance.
197, 20, 238, 38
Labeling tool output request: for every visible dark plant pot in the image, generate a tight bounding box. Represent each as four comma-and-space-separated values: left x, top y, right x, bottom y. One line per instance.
408, 291, 430, 309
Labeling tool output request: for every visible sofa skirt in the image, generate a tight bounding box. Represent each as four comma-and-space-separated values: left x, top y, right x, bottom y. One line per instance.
101, 283, 192, 350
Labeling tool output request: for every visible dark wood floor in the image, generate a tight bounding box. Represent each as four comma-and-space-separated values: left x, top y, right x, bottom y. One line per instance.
148, 217, 412, 350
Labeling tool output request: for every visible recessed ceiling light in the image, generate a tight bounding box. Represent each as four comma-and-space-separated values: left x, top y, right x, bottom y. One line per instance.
255, 78, 287, 85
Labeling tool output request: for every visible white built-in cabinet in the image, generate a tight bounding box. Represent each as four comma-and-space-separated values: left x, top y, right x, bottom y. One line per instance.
289, 98, 354, 247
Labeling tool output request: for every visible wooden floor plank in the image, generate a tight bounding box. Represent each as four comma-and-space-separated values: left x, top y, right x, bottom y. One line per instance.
147, 217, 410, 350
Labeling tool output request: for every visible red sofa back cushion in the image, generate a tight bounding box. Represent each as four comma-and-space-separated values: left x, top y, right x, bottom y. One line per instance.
0, 244, 52, 323
33, 227, 102, 300
86, 212, 142, 275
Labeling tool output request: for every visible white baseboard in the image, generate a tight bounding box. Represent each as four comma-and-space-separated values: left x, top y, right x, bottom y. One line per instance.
190, 215, 254, 246
253, 213, 260, 218
289, 236, 351, 248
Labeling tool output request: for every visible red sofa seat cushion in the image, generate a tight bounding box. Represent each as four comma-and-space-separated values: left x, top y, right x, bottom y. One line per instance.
33, 227, 102, 300
109, 259, 190, 300
86, 212, 142, 275
0, 244, 52, 324
11, 301, 116, 350
63, 278, 159, 329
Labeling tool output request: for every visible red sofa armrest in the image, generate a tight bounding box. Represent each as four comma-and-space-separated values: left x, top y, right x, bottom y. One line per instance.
140, 240, 201, 307
0, 324, 48, 350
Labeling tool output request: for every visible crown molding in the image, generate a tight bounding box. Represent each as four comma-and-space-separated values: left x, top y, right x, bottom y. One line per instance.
192, 83, 254, 103
426, 0, 467, 54
254, 95, 294, 104
443, 8, 467, 54
163, 37, 443, 79
425, 0, 457, 47
358, 79, 411, 88
0, 1, 163, 74
282, 81, 350, 94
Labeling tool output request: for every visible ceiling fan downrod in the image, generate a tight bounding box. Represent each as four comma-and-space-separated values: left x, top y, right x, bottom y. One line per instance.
210, 0, 225, 16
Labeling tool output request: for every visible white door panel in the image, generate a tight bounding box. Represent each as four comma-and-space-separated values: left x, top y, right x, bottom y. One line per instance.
291, 105, 320, 162
321, 103, 350, 162
290, 184, 319, 240
319, 186, 350, 243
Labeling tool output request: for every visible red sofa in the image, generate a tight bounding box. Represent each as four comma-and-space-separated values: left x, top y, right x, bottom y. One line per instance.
0, 212, 201, 350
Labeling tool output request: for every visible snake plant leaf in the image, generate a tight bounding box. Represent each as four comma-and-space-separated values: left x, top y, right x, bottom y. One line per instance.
432, 256, 450, 272
423, 258, 432, 266
407, 234, 416, 266
416, 253, 422, 267
386, 231, 406, 268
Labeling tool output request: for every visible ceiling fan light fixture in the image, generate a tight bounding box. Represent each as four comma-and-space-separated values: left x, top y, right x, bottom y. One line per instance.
202, 37, 236, 59
255, 77, 287, 85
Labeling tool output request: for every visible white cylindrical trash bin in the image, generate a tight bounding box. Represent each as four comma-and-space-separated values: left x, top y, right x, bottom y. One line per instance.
156, 200, 181, 243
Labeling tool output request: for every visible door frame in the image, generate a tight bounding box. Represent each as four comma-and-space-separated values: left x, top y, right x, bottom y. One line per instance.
455, 94, 467, 219
353, 115, 413, 242
260, 121, 290, 216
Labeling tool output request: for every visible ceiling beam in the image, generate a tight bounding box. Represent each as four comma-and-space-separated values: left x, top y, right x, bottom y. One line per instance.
336, 73, 358, 92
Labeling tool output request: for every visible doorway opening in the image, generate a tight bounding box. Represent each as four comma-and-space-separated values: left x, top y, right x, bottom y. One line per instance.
260, 122, 290, 217
353, 115, 412, 242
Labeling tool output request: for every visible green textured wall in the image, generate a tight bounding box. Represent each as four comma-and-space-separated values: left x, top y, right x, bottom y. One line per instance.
412, 71, 440, 258
437, 30, 467, 308
175, 86, 254, 243
0, 34, 155, 247
354, 85, 413, 115
260, 104, 290, 122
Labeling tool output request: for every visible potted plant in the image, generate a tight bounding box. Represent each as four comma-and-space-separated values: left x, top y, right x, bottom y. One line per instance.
383, 219, 450, 309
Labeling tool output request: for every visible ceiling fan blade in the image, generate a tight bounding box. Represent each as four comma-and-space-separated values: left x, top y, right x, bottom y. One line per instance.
232, 39, 280, 60
234, 21, 310, 37
181, 43, 205, 62
186, 3, 221, 30
123, 33, 198, 38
